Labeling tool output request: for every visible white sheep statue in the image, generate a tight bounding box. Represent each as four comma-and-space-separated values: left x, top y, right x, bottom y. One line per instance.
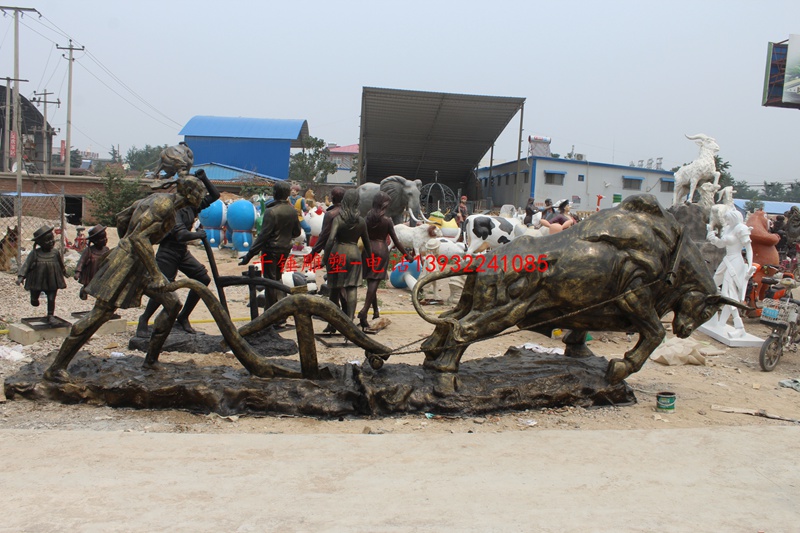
672, 134, 721, 207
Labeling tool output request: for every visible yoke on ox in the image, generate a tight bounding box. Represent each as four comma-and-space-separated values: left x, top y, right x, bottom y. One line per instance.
409, 194, 747, 384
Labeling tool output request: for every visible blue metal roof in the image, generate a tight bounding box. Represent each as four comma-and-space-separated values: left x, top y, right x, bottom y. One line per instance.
180, 116, 309, 147
733, 199, 799, 215
192, 162, 284, 182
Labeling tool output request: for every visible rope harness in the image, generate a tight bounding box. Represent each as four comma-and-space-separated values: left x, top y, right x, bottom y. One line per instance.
383, 278, 664, 357
383, 229, 686, 358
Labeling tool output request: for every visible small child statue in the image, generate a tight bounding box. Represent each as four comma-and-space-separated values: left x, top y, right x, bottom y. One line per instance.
16, 225, 67, 326
74, 224, 109, 300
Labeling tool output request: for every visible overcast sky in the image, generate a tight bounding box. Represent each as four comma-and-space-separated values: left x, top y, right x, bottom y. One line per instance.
1, 0, 798, 187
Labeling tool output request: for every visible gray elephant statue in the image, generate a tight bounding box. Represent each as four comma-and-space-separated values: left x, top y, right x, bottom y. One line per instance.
357, 175, 431, 225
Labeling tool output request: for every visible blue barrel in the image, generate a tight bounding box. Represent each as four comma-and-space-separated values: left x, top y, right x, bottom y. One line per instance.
199, 199, 226, 248
389, 259, 422, 289
227, 199, 257, 252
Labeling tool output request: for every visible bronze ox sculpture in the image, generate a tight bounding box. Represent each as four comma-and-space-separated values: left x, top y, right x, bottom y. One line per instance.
410, 194, 747, 384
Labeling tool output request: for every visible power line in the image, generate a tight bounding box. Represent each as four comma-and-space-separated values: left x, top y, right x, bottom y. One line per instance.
9, 12, 183, 148
74, 61, 179, 130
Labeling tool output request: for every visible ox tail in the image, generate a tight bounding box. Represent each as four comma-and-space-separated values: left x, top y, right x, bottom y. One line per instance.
411, 269, 472, 331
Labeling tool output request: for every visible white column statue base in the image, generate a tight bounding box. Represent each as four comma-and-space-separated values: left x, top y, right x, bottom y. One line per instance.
697, 318, 763, 348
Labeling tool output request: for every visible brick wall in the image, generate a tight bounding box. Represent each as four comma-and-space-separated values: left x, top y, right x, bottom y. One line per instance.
0, 173, 151, 224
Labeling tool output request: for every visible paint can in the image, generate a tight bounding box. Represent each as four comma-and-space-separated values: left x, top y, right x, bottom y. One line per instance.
656, 391, 676, 412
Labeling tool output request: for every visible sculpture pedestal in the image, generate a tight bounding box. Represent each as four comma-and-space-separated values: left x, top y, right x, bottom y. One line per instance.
8, 316, 127, 346
697, 321, 763, 348
3, 346, 635, 417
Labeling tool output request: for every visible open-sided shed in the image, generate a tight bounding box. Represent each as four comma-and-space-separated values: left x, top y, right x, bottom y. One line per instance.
358, 87, 525, 194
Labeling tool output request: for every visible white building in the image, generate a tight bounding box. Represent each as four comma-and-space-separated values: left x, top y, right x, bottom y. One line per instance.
476, 155, 675, 212
326, 143, 358, 184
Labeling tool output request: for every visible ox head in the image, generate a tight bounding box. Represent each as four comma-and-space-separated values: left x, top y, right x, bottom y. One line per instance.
672, 292, 750, 338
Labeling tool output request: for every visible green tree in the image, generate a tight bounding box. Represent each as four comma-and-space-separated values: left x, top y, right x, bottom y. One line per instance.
714, 156, 733, 188
762, 181, 786, 201
784, 181, 800, 203
732, 179, 758, 200
745, 197, 765, 212
239, 180, 274, 200
86, 165, 147, 225
70, 148, 82, 169
289, 136, 338, 184
126, 144, 167, 172
109, 145, 122, 164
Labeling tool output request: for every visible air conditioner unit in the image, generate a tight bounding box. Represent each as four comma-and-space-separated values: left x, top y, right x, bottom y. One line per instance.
575, 153, 585, 161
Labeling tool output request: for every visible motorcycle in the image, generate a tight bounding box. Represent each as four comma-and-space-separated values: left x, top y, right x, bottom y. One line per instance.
759, 277, 800, 371
745, 263, 794, 318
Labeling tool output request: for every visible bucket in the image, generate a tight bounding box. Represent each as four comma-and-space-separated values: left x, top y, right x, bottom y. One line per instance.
656, 391, 676, 412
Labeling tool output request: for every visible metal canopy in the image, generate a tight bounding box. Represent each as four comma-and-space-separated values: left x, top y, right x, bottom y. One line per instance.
359, 87, 524, 191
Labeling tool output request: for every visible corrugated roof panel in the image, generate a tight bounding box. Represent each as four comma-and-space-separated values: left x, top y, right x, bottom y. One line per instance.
193, 162, 283, 182
330, 144, 359, 153
180, 116, 309, 147
360, 87, 525, 191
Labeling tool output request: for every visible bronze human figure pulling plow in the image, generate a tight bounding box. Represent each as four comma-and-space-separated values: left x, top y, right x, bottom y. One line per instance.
44, 173, 391, 382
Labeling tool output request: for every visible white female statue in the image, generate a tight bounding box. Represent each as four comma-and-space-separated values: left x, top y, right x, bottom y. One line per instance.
706, 209, 755, 337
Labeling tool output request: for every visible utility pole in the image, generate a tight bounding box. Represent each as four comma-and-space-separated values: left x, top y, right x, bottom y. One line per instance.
56, 39, 83, 177
2, 76, 27, 172
0, 6, 38, 264
31, 89, 59, 174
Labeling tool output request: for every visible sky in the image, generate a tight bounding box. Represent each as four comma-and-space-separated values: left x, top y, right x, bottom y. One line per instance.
0, 0, 798, 188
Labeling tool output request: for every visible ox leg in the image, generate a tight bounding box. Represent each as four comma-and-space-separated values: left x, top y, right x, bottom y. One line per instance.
563, 329, 593, 358
607, 305, 665, 384
424, 305, 521, 372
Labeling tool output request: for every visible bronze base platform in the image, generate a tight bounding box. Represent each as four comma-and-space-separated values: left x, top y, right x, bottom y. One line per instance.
3, 346, 635, 418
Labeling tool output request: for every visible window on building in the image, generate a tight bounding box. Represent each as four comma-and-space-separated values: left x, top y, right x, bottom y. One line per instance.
544, 171, 565, 186
505, 175, 509, 185
622, 176, 643, 190
578, 174, 585, 182
660, 179, 675, 193
524, 173, 529, 184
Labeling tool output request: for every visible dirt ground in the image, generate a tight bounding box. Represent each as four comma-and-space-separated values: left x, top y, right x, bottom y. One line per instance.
2, 237, 800, 531
1, 237, 800, 435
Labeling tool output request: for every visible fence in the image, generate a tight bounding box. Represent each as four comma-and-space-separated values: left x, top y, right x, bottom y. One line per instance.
0, 192, 67, 271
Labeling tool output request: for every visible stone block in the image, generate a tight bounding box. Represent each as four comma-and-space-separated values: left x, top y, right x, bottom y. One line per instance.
8, 317, 127, 346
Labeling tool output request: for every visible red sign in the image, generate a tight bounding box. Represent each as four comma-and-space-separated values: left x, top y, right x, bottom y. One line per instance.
9, 131, 16, 158
60, 139, 66, 160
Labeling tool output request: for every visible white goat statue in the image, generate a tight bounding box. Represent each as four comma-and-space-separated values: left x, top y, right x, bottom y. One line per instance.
709, 186, 736, 236
672, 134, 721, 207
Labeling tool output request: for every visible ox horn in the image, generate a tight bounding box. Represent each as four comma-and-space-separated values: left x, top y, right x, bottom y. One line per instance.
705, 294, 752, 312
411, 269, 470, 339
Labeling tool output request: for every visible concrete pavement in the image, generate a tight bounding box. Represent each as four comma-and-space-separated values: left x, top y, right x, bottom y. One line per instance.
1, 426, 797, 532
